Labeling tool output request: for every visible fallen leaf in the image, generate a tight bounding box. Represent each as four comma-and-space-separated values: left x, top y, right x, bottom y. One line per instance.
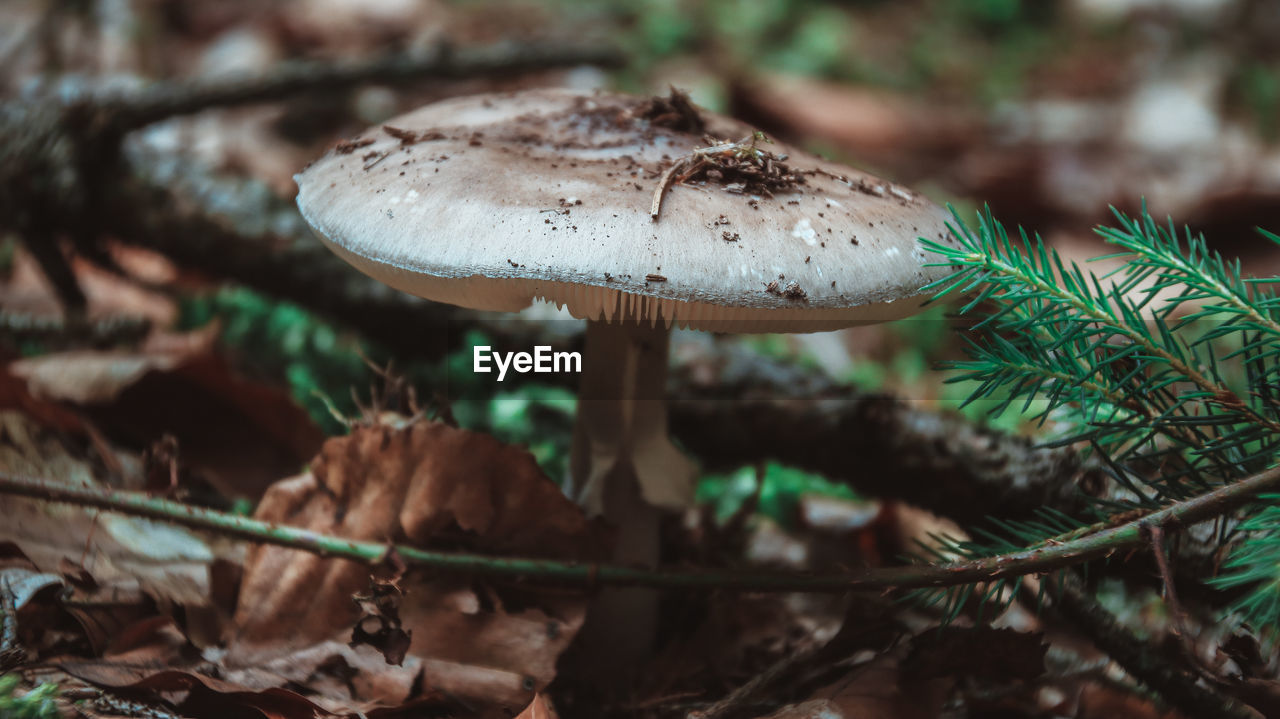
8, 327, 324, 499
0, 248, 176, 326
229, 419, 609, 711
60, 661, 343, 719
0, 566, 64, 669
1228, 678, 1280, 719
0, 567, 64, 611
0, 365, 86, 435
11, 348, 187, 404
904, 626, 1047, 682
759, 649, 951, 719
0, 411, 230, 651
349, 576, 412, 666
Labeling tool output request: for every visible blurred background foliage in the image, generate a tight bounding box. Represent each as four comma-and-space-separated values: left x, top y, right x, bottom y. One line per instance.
4, 0, 1279, 523
0, 676, 58, 719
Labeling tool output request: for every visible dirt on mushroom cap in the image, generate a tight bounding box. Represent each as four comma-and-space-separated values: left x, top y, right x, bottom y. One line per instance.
295, 88, 960, 332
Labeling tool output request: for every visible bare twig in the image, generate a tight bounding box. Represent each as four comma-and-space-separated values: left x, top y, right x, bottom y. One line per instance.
1050, 578, 1260, 719
670, 390, 1096, 528
687, 645, 816, 719
649, 159, 684, 220
1146, 522, 1226, 685
1, 464, 1276, 594
1147, 523, 1189, 639
0, 41, 622, 317
101, 42, 624, 132
650, 132, 799, 220
20, 230, 86, 316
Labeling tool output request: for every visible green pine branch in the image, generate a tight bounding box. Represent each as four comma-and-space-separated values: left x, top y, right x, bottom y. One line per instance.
920, 203, 1280, 630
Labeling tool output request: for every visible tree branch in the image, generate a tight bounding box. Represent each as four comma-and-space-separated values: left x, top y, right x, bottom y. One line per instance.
106, 149, 476, 360
101, 42, 623, 132
1050, 579, 1261, 719
1, 464, 1275, 593
670, 391, 1094, 528
0, 41, 621, 319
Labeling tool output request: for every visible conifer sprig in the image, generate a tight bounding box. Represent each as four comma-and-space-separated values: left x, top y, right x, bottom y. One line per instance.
918, 204, 1280, 630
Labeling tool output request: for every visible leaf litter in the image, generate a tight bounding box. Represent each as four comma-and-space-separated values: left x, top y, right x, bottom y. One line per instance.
7, 325, 325, 500
0, 391, 1129, 719
227, 418, 610, 713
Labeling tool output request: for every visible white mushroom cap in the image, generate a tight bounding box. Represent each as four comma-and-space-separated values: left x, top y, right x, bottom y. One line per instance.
295, 88, 956, 332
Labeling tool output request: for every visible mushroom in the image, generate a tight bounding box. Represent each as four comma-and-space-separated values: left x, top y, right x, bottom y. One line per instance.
294, 88, 957, 670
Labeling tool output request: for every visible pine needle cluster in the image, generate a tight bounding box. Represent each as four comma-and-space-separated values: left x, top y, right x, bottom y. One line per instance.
917, 204, 1280, 630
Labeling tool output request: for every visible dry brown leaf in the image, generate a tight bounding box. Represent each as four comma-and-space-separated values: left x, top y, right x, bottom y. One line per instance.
0, 411, 232, 652
0, 249, 177, 325
0, 565, 65, 668
759, 649, 951, 719
229, 420, 609, 712
60, 660, 343, 719
11, 347, 190, 405
1229, 678, 1280, 719
8, 328, 324, 499
1, 565, 64, 611
0, 364, 86, 435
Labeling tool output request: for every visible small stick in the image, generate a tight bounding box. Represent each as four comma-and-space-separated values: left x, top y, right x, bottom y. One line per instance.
1050, 577, 1258, 719
687, 645, 816, 719
2, 465, 1279, 593
650, 133, 769, 221
806, 167, 851, 184
1145, 522, 1224, 685
650, 158, 689, 220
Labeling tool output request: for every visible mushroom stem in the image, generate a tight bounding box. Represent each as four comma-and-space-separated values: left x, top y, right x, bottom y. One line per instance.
569, 318, 696, 676
571, 319, 695, 513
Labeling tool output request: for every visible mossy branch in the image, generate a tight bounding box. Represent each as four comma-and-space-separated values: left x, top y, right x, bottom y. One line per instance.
1, 466, 1276, 593
1049, 579, 1261, 719
103, 42, 624, 132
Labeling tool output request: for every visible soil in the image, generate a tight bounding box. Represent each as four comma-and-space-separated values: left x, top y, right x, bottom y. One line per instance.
635, 87, 706, 135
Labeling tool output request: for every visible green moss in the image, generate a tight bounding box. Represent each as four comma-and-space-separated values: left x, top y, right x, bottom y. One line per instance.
0, 676, 60, 719
179, 287, 576, 480
697, 461, 859, 526
1236, 63, 1279, 142
179, 287, 376, 435
0, 235, 16, 275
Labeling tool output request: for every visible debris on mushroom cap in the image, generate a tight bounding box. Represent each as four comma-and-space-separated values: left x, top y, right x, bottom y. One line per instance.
649, 131, 805, 221
634, 86, 705, 135
295, 88, 961, 333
